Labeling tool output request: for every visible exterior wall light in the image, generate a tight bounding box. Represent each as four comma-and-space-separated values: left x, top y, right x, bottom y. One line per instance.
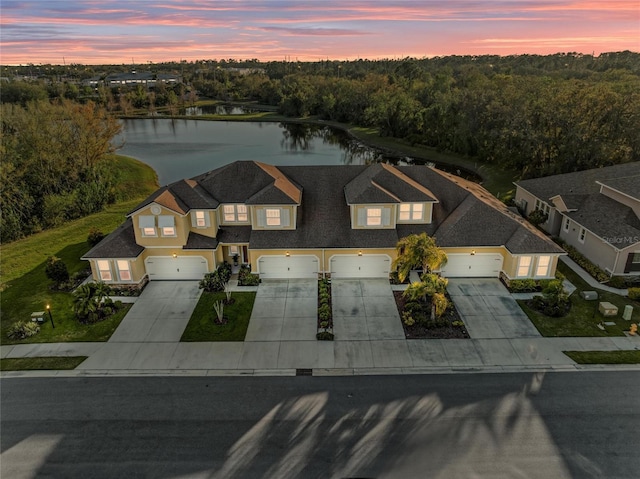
285, 252, 290, 257
172, 253, 177, 258
358, 251, 363, 256
471, 250, 476, 255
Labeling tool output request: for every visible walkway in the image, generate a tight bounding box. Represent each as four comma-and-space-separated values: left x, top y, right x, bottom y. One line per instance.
560, 256, 628, 296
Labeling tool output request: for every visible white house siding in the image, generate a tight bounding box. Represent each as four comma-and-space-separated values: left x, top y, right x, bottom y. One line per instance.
514, 187, 558, 235
559, 221, 618, 274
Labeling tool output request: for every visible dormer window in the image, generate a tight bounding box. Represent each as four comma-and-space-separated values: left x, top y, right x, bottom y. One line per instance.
139, 215, 156, 237
191, 210, 211, 228
196, 211, 206, 227
223, 204, 248, 222
266, 208, 281, 226
367, 208, 382, 226
159, 216, 176, 237
399, 203, 424, 221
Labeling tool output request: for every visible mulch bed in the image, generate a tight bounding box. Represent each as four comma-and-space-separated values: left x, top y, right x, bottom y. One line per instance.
393, 291, 470, 339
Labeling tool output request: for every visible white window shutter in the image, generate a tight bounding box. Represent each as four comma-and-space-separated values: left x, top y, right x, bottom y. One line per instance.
382, 208, 391, 226
357, 208, 365, 226
191, 212, 198, 227
281, 209, 290, 227
257, 209, 266, 227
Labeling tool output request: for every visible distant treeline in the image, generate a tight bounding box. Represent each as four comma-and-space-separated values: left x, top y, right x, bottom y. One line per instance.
0, 100, 121, 242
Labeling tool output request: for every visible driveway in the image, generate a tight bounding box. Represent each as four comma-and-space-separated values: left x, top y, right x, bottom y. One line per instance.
447, 279, 540, 338
331, 279, 405, 340
108, 281, 202, 343
244, 279, 318, 341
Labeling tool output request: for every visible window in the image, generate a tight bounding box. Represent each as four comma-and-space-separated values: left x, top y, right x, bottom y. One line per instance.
366, 208, 382, 226
195, 211, 206, 227
97, 260, 112, 281
229, 245, 239, 256
563, 217, 570, 232
158, 215, 176, 237
117, 260, 132, 281
517, 256, 532, 278
535, 256, 551, 277
632, 253, 640, 264
266, 208, 281, 226
579, 227, 586, 243
139, 215, 156, 237
223, 204, 248, 222
399, 203, 424, 221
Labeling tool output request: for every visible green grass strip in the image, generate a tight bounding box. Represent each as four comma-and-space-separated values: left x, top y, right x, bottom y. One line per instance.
1, 356, 88, 371
564, 350, 640, 364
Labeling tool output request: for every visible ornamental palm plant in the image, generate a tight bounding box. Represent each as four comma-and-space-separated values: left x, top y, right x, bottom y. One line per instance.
393, 233, 448, 283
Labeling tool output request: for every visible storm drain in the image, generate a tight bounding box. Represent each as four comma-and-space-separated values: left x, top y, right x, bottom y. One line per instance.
296, 368, 313, 376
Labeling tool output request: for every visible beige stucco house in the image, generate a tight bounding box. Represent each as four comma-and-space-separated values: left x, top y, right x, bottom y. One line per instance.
83, 161, 563, 284
514, 162, 640, 277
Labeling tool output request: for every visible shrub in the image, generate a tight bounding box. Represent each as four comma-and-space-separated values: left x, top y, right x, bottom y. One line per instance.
402, 311, 415, 326
629, 288, 640, 301
200, 264, 233, 292
420, 273, 448, 293
316, 331, 334, 340
452, 320, 465, 328
555, 238, 609, 282
319, 291, 330, 303
45, 255, 70, 285
607, 276, 628, 289
432, 292, 449, 319
528, 209, 548, 226
87, 227, 105, 247
7, 321, 40, 340
404, 301, 423, 315
238, 264, 260, 286
508, 279, 538, 293
318, 304, 331, 321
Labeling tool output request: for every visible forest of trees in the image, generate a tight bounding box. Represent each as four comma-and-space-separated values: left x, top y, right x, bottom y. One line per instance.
1, 52, 638, 242
0, 100, 121, 242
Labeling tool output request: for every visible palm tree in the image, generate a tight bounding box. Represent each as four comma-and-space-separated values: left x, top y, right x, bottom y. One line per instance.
393, 233, 448, 283
73, 284, 99, 320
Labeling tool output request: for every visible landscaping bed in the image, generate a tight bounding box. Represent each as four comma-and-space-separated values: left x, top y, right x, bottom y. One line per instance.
317, 279, 334, 340
393, 291, 469, 339
181, 291, 256, 341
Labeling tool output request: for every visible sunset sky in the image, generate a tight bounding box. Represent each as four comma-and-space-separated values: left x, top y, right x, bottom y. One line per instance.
1, 1, 639, 65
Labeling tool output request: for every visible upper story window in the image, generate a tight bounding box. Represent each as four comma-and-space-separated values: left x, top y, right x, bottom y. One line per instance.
266, 208, 281, 226
139, 215, 156, 237
223, 204, 248, 222
517, 256, 532, 278
158, 216, 176, 237
367, 208, 382, 226
563, 217, 570, 232
399, 203, 424, 221
195, 211, 206, 227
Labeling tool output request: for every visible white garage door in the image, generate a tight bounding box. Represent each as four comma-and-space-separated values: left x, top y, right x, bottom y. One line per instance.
439, 253, 503, 278
145, 256, 208, 280
330, 255, 390, 279
258, 255, 318, 279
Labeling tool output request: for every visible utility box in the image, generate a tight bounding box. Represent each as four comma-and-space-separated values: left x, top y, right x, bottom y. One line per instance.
580, 291, 598, 300
599, 302, 618, 317
30, 311, 45, 323
623, 305, 633, 321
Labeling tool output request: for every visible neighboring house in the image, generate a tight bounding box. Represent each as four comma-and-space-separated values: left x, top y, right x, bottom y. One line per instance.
104, 71, 181, 88
514, 162, 640, 276
83, 161, 563, 284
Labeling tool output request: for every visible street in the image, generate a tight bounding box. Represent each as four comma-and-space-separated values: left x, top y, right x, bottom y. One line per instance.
2, 372, 639, 478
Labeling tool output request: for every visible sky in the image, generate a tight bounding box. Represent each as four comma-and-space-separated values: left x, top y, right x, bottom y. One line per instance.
1, 0, 639, 65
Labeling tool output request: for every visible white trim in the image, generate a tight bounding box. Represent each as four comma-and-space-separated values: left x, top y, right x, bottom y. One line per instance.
578, 227, 586, 243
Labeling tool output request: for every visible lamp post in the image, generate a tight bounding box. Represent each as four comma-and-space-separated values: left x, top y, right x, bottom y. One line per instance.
46, 304, 55, 329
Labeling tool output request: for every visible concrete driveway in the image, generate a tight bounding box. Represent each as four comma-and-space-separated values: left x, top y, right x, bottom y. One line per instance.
244, 279, 318, 342
447, 279, 540, 339
108, 281, 202, 343
331, 279, 405, 340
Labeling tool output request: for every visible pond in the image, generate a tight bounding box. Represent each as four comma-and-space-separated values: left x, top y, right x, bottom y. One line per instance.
116, 119, 476, 186
183, 104, 259, 116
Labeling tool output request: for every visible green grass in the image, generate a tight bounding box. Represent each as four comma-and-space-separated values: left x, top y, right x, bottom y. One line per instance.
518, 261, 640, 337
181, 291, 256, 341
0, 356, 88, 371
564, 350, 640, 364
0, 155, 157, 344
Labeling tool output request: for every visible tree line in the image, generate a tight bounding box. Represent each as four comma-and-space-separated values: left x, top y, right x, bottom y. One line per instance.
0, 100, 121, 242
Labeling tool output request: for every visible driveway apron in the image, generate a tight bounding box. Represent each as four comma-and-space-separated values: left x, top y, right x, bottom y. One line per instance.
243, 279, 317, 342
108, 281, 202, 343
332, 279, 405, 341
447, 279, 540, 339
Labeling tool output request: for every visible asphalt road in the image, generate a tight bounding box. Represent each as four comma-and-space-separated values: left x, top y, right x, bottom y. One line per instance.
2, 372, 639, 479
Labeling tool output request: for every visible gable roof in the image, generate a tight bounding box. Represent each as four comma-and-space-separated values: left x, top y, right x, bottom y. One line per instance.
344, 163, 439, 204
597, 176, 640, 200
82, 218, 144, 259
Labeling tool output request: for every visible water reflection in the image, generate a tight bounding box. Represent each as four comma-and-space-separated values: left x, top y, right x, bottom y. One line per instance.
183, 104, 258, 116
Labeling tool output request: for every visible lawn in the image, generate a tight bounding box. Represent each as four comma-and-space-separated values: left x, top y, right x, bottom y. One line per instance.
0, 155, 157, 344
181, 291, 256, 341
0, 356, 88, 371
519, 261, 640, 337
564, 350, 640, 364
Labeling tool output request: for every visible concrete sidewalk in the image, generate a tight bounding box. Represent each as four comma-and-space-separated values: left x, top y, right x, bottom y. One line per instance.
3, 335, 640, 376
560, 256, 628, 296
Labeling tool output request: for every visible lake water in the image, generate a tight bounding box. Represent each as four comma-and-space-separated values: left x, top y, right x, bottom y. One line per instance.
116, 119, 475, 186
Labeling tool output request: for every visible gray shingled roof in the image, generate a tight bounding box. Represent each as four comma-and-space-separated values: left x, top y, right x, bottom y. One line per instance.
184, 232, 219, 250
598, 175, 640, 200
515, 162, 640, 201
565, 195, 640, 248
217, 226, 252, 244
82, 218, 144, 259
